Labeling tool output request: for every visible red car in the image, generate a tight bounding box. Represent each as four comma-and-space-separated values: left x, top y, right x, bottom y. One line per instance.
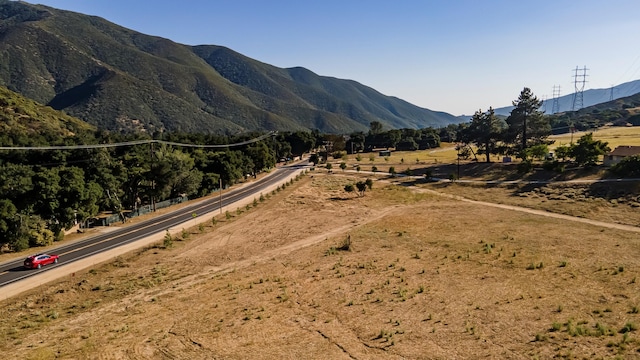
24, 254, 59, 269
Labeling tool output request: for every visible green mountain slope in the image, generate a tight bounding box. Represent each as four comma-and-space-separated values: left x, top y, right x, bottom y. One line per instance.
0, 85, 95, 145
0, 0, 460, 134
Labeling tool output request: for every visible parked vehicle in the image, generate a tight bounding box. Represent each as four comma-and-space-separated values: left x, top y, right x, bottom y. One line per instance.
24, 254, 59, 269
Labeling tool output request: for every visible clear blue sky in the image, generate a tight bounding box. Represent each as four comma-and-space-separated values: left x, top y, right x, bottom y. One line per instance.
32, 0, 640, 115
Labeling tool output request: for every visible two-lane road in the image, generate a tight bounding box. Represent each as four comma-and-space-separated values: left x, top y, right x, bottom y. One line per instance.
0, 163, 308, 290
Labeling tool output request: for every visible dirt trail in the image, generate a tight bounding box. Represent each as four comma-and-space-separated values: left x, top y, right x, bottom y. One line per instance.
415, 186, 640, 233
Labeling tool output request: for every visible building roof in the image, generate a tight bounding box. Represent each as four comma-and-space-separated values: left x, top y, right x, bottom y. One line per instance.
607, 145, 640, 157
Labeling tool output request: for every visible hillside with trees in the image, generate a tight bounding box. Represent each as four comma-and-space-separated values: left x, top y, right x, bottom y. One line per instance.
0, 86, 322, 252
0, 0, 460, 135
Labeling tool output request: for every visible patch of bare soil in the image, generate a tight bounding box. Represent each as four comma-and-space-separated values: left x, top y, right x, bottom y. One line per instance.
3, 173, 640, 359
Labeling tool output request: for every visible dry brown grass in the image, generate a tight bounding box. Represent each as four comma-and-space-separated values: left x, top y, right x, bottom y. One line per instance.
2, 172, 640, 359
422, 180, 640, 227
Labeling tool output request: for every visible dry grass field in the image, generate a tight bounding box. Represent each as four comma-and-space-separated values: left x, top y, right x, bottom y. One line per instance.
2, 169, 640, 359
550, 126, 640, 149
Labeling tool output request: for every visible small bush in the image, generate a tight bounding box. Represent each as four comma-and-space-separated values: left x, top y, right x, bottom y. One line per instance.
163, 231, 173, 248
517, 160, 533, 174
620, 322, 638, 334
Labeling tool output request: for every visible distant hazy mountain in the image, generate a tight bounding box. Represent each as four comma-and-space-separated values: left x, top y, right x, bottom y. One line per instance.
490, 79, 640, 117
0, 0, 460, 134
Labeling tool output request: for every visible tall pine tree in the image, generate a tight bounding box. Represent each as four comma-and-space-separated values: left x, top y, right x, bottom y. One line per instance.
464, 107, 504, 162
504, 88, 551, 155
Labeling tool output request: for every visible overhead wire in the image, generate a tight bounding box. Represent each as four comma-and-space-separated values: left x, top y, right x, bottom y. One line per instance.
0, 131, 277, 151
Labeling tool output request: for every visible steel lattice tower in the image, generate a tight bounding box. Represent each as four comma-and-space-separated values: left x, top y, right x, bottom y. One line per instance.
571, 66, 588, 111
551, 85, 561, 114
610, 85, 615, 101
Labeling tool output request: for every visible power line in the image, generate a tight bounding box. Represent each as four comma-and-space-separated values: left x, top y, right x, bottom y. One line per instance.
0, 131, 277, 151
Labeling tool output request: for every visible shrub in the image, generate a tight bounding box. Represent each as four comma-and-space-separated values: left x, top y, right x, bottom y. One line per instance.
344, 184, 355, 194
620, 322, 638, 334
365, 178, 373, 190
517, 160, 533, 173
611, 155, 640, 177
543, 160, 565, 173
163, 231, 173, 248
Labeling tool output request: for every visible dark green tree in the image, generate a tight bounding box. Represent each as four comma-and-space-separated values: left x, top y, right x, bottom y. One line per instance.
382, 130, 402, 149
285, 131, 316, 157
0, 163, 35, 210
347, 132, 365, 154
309, 153, 320, 165
245, 141, 276, 176
504, 88, 551, 154
569, 133, 610, 166
0, 199, 19, 249
369, 121, 384, 135
463, 107, 504, 162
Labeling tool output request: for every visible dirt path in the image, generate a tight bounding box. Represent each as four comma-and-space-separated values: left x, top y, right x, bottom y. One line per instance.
415, 186, 640, 233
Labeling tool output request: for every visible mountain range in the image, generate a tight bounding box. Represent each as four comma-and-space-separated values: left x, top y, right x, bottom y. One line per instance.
490, 79, 640, 117
0, 0, 460, 135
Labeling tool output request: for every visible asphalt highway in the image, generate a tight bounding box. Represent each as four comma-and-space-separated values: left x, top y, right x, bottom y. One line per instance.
0, 163, 308, 288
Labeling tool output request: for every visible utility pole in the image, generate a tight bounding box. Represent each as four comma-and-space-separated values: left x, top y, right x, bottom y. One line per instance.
150, 142, 156, 212
456, 145, 460, 180
522, 108, 527, 151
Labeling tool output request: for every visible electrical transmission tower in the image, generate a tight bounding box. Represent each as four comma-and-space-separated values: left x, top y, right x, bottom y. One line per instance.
610, 84, 615, 101
571, 66, 588, 111
551, 85, 561, 114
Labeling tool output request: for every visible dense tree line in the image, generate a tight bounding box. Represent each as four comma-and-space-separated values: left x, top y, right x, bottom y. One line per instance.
0, 130, 318, 252
345, 124, 441, 154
